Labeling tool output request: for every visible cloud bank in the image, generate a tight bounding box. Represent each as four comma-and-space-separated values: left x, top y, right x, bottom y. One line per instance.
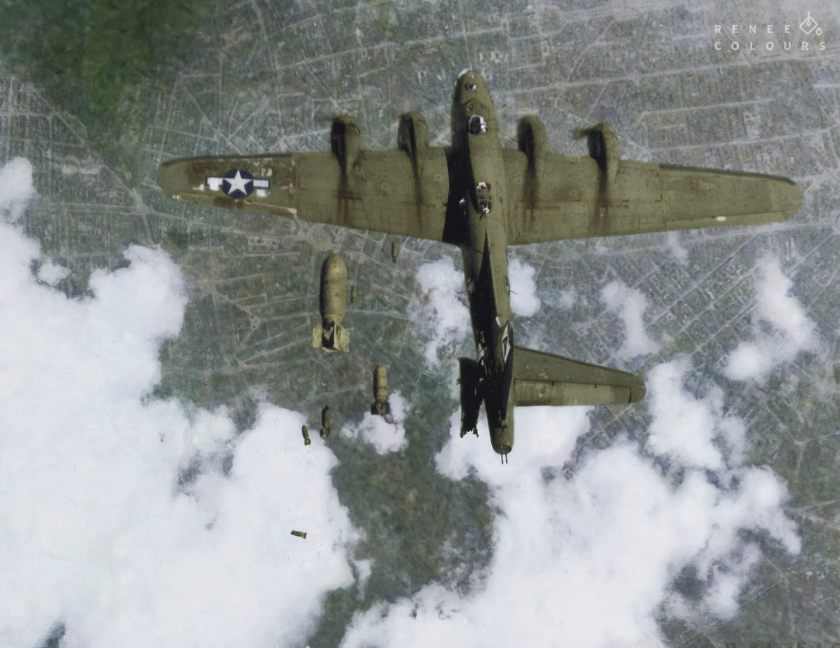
343, 312, 799, 648
0, 158, 358, 648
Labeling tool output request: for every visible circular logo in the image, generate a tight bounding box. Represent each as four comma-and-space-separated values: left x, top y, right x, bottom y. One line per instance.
222, 168, 254, 199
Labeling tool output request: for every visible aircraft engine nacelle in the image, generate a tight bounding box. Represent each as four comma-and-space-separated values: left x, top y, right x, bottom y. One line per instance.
331, 115, 361, 177
516, 115, 549, 175
397, 112, 429, 173
573, 121, 619, 184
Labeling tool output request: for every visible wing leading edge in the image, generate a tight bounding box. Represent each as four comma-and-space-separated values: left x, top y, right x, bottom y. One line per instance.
157, 148, 451, 242
504, 149, 804, 246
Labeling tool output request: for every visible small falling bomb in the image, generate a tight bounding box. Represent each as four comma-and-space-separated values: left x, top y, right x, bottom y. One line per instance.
320, 405, 332, 438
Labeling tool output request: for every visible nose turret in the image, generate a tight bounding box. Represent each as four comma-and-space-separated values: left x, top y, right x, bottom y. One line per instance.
456, 69, 488, 104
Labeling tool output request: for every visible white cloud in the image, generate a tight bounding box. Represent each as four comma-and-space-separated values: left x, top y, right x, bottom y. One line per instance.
508, 257, 541, 317
724, 254, 819, 383
410, 257, 471, 366
75, 405, 359, 648
0, 159, 358, 648
36, 259, 71, 286
410, 255, 540, 367
0, 157, 35, 222
558, 288, 576, 309
340, 391, 409, 453
646, 359, 731, 470
601, 280, 660, 359
341, 361, 800, 648
435, 406, 592, 485
666, 232, 689, 264
188, 406, 237, 452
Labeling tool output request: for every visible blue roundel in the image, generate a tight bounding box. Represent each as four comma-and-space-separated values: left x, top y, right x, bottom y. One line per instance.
222, 168, 254, 199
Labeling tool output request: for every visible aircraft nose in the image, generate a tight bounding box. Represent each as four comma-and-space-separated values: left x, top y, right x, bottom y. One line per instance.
459, 69, 483, 87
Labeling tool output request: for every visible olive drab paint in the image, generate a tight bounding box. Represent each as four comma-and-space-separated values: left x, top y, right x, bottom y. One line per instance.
312, 253, 350, 352
158, 70, 803, 462
371, 363, 391, 416
320, 405, 332, 439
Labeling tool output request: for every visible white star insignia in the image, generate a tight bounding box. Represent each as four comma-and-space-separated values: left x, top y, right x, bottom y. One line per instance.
225, 170, 251, 195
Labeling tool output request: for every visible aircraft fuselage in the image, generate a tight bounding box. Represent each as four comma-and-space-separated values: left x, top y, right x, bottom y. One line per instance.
450, 70, 516, 458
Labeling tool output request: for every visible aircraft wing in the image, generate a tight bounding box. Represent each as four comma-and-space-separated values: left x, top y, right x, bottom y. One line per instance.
513, 347, 645, 407
503, 149, 804, 245
157, 149, 450, 241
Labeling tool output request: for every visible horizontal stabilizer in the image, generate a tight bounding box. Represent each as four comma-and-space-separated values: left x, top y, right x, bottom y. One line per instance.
513, 347, 645, 406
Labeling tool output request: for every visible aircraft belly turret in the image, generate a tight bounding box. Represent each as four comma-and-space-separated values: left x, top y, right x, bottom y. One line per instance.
462, 102, 511, 329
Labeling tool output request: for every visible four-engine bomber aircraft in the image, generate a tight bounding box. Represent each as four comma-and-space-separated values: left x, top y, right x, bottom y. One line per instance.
158, 70, 803, 462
